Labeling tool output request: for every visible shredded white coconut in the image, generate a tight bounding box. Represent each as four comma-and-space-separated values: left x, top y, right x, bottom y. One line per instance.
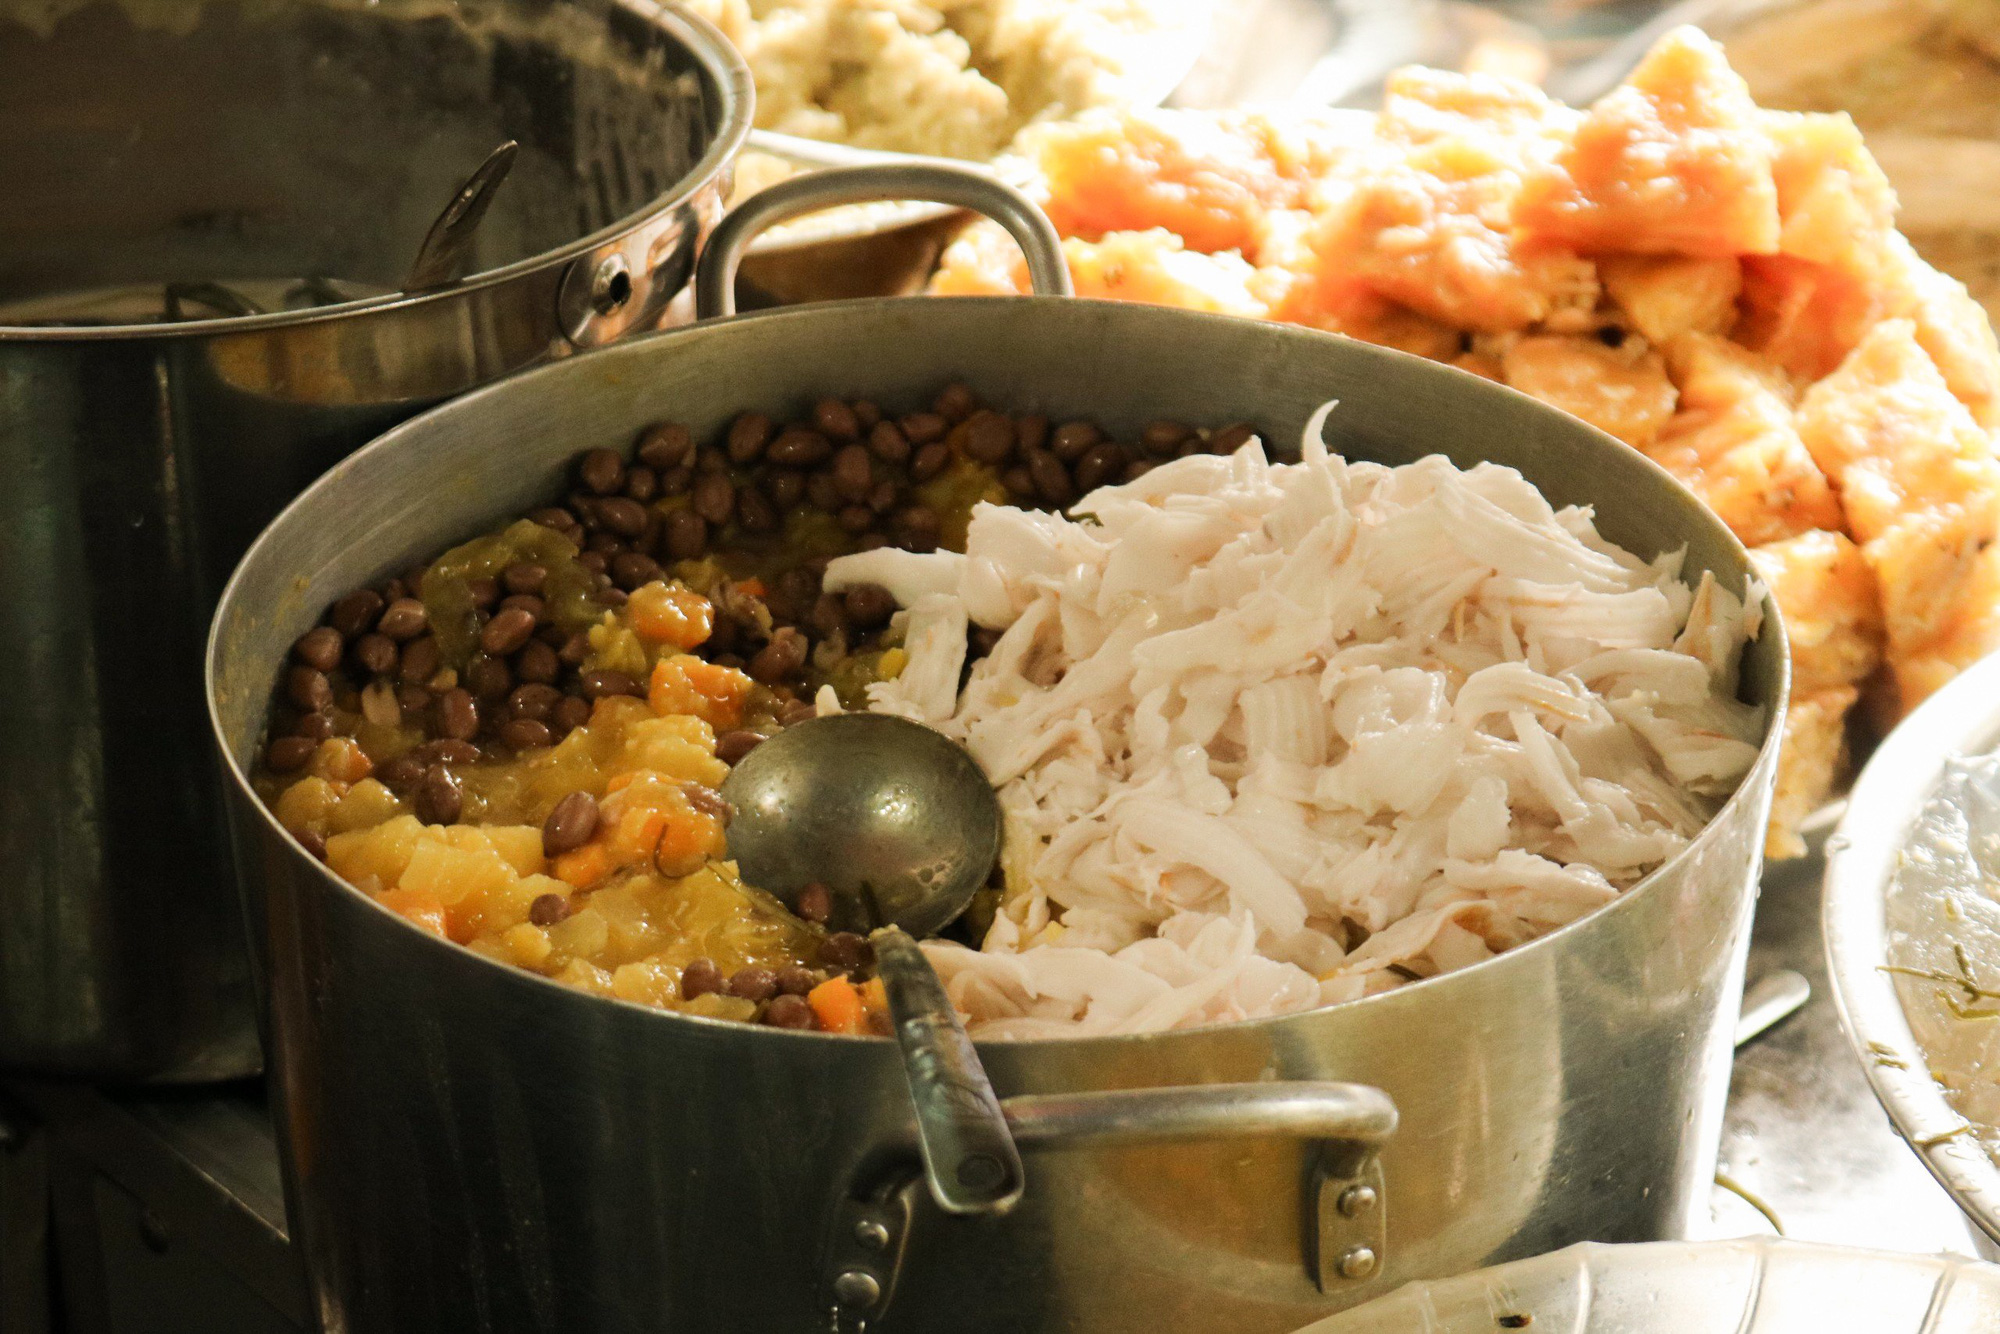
823, 410, 1765, 1037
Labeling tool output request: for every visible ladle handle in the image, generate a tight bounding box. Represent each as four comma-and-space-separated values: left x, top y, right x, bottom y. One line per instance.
693, 160, 1071, 319
870, 926, 1025, 1217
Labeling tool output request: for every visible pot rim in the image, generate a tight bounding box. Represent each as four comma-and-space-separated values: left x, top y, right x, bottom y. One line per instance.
207, 294, 1789, 1050
0, 0, 754, 344
1823, 647, 2000, 1247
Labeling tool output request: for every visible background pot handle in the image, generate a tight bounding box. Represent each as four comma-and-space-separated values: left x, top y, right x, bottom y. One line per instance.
826, 1080, 1399, 1329
692, 160, 1072, 319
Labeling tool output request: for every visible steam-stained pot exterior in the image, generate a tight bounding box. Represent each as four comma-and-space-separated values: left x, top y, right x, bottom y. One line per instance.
0, 0, 751, 1078
209, 299, 1786, 1331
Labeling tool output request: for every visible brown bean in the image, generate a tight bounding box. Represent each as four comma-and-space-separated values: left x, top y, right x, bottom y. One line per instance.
807, 472, 842, 513
1142, 419, 1189, 456
1016, 414, 1049, 454
542, 790, 601, 857
399, 641, 442, 692
867, 479, 899, 515
586, 531, 625, 558
962, 410, 1015, 464
659, 465, 693, 497
775, 965, 818, 997
779, 698, 819, 727
381, 579, 407, 604
558, 632, 592, 667
1175, 435, 1204, 458
467, 577, 501, 610
396, 685, 433, 717
867, 420, 910, 465
738, 486, 778, 534
504, 683, 561, 722
292, 626, 344, 672
664, 509, 707, 560
578, 448, 625, 496
727, 412, 774, 464
814, 398, 861, 440
1027, 448, 1073, 506
855, 400, 882, 429
499, 594, 544, 621
934, 383, 976, 421
413, 765, 463, 825
499, 718, 554, 750
352, 633, 397, 675
901, 411, 947, 445
1210, 422, 1255, 455
1123, 458, 1155, 483
748, 628, 808, 683
329, 589, 385, 638
832, 444, 874, 502
768, 428, 832, 468
527, 893, 571, 927
579, 668, 641, 700
911, 441, 950, 481
854, 533, 890, 552
795, 882, 833, 924
716, 729, 765, 764
1074, 442, 1126, 493
765, 469, 806, 509
1052, 421, 1101, 462
578, 551, 609, 576
296, 828, 328, 861
285, 666, 332, 712
692, 474, 734, 527
597, 497, 648, 539
377, 598, 427, 640
292, 711, 335, 741
375, 754, 424, 789
843, 583, 895, 629
527, 506, 582, 538
552, 695, 592, 735
623, 466, 658, 504
896, 506, 941, 553
680, 957, 723, 1000
637, 422, 693, 470
481, 607, 537, 657
726, 966, 779, 1003
434, 688, 479, 740
808, 593, 849, 641
265, 735, 316, 773
1002, 466, 1036, 500
515, 640, 560, 686
837, 505, 874, 534
413, 738, 481, 766
610, 552, 662, 590
819, 931, 871, 971
465, 655, 512, 701
683, 784, 733, 824
764, 994, 815, 1028
500, 563, 546, 597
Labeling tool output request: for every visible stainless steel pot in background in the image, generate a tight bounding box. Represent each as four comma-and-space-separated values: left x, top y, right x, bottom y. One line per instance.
208, 295, 1786, 1331
0, 0, 751, 1079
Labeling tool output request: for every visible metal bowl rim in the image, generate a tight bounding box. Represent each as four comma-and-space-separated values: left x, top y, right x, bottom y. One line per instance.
207, 294, 1788, 1050
0, 0, 754, 343
1823, 648, 2000, 1246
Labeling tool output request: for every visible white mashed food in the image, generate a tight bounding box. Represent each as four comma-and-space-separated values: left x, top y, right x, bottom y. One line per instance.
684, 0, 1196, 159
823, 406, 1767, 1038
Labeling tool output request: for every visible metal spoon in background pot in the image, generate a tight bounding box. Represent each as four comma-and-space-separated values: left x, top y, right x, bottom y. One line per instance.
719, 713, 1018, 1217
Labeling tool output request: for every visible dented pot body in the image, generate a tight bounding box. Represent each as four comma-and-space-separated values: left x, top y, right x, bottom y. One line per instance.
209, 299, 1785, 1331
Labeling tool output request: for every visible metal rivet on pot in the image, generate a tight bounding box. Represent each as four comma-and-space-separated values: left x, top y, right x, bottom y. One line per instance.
853, 1219, 890, 1251
590, 254, 632, 315
1335, 1246, 1377, 1280
1337, 1184, 1378, 1217
832, 1270, 881, 1307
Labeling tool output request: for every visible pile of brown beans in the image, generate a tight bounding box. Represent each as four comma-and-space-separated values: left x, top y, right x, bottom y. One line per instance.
261, 383, 1257, 825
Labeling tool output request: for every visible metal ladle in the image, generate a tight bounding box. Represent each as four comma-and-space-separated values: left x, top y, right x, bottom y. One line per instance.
719, 713, 1020, 1216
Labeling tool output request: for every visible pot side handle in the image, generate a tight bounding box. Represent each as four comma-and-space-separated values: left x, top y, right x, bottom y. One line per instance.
692, 160, 1072, 319
825, 1080, 1399, 1329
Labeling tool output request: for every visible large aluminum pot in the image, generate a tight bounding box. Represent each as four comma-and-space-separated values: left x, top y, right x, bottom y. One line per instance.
208, 297, 1786, 1332
0, 0, 751, 1079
